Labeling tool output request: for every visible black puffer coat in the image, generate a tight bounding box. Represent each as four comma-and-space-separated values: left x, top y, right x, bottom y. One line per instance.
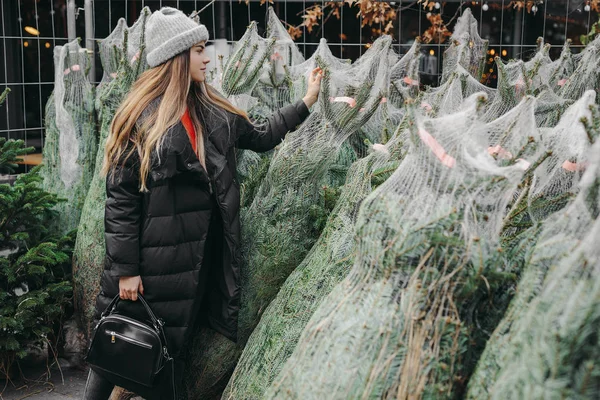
95, 99, 309, 357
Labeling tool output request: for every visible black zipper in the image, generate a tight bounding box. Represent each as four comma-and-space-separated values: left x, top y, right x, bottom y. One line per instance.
104, 329, 153, 349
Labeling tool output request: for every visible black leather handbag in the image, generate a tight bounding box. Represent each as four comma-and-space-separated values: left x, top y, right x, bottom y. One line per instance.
85, 294, 176, 399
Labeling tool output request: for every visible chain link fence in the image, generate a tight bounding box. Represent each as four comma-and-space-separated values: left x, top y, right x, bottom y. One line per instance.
1, 0, 597, 172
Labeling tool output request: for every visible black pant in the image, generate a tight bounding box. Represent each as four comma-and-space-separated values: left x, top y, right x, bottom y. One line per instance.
82, 368, 114, 400
82, 358, 187, 400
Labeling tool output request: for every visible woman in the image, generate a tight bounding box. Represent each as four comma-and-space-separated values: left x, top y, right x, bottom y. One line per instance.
83, 7, 322, 400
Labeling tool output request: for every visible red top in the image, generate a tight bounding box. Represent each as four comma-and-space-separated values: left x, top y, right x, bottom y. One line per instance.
181, 108, 197, 155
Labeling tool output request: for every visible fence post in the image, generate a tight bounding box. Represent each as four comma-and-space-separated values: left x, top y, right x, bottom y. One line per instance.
84, 0, 95, 83
67, 0, 76, 42
217, 0, 227, 40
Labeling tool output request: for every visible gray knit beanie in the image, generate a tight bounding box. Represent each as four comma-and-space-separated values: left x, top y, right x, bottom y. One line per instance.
146, 7, 209, 68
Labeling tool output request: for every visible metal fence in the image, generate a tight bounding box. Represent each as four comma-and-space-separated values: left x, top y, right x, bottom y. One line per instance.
1, 0, 598, 173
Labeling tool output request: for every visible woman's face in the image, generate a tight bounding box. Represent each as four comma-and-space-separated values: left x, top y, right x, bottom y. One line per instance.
190, 41, 210, 82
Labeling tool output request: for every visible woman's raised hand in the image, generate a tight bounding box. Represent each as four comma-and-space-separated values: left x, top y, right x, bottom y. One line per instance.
119, 275, 144, 301
303, 67, 323, 109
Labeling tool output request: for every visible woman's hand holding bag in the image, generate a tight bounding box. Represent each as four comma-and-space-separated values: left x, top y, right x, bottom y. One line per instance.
119, 275, 144, 301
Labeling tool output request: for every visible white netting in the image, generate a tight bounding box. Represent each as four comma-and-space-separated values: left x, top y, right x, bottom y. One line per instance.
482, 57, 528, 122
389, 39, 422, 107
41, 39, 96, 235
286, 37, 352, 108
224, 119, 410, 399
559, 34, 600, 101
528, 91, 596, 222
532, 39, 575, 93
265, 6, 304, 71
249, 8, 306, 115
54, 41, 93, 189
467, 137, 600, 399
97, 18, 126, 87
533, 87, 573, 127
220, 22, 275, 97
238, 35, 394, 343
440, 8, 488, 84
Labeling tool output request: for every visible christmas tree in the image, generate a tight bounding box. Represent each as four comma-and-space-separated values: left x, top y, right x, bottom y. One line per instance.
0, 132, 75, 378
40, 39, 97, 237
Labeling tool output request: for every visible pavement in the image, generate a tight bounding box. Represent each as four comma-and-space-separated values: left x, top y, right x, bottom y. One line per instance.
0, 365, 89, 400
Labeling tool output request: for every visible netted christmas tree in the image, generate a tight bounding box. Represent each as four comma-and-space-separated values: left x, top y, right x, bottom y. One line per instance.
219, 22, 275, 100
418, 9, 494, 119
532, 39, 575, 95
492, 214, 600, 399
40, 39, 97, 236
263, 92, 542, 399
239, 35, 392, 343
559, 34, 600, 102
440, 8, 488, 85
224, 116, 410, 399
250, 7, 305, 116
528, 90, 597, 222
388, 39, 422, 109
212, 20, 280, 206
95, 18, 127, 96
487, 142, 600, 399
466, 92, 599, 399
71, 8, 150, 337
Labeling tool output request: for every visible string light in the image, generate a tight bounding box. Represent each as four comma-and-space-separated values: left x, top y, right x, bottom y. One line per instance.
45, 42, 51, 48
584, 2, 591, 12
482, 2, 489, 12
23, 41, 29, 47
429, 49, 435, 55
434, 2, 441, 10
24, 26, 39, 36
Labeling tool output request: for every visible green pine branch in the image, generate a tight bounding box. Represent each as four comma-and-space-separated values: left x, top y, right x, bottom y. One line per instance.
0, 137, 36, 175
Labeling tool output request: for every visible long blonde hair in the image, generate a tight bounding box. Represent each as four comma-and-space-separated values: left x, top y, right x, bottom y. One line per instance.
102, 50, 250, 192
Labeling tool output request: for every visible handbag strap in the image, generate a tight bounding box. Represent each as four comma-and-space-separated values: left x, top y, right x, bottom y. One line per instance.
102, 294, 163, 332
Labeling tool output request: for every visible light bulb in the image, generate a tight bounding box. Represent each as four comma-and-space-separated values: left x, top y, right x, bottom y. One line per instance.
482, 3, 489, 11
434, 2, 441, 9
531, 5, 538, 13
584, 4, 591, 12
